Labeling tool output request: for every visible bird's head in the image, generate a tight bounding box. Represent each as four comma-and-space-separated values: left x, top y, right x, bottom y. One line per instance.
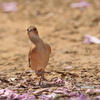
27, 26, 39, 43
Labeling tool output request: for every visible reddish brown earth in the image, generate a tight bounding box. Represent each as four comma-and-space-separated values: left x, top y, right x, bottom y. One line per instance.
0, 0, 100, 99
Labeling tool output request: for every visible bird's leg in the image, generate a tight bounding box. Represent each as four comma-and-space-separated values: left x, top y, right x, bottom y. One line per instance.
38, 70, 49, 86
41, 71, 49, 81
39, 76, 43, 86
38, 71, 44, 86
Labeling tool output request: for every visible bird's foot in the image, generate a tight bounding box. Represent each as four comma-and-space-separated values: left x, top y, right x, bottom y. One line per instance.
38, 76, 49, 87
39, 80, 56, 88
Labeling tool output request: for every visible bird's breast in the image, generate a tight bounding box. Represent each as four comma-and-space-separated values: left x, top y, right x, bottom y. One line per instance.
29, 47, 50, 71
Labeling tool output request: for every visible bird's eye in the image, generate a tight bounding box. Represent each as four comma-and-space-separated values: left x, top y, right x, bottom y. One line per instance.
33, 28, 37, 31
27, 29, 29, 32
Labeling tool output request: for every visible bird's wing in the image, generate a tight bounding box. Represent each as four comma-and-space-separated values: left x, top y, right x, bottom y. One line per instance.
28, 51, 31, 67
28, 46, 34, 67
28, 45, 36, 67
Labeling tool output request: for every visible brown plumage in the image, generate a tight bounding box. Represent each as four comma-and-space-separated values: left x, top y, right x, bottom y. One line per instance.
27, 26, 51, 84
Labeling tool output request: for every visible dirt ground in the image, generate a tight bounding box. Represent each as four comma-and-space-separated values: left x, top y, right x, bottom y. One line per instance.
0, 0, 100, 99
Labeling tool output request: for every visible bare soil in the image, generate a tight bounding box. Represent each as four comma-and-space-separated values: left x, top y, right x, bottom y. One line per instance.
0, 0, 100, 99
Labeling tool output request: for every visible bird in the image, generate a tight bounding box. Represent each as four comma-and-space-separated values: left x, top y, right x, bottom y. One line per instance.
27, 26, 51, 85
